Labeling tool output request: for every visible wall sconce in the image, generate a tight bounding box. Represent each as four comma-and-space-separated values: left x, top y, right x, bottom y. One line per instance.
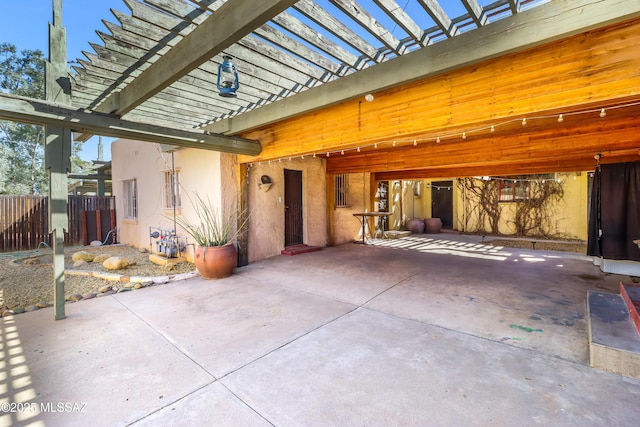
259, 175, 272, 192
217, 55, 239, 97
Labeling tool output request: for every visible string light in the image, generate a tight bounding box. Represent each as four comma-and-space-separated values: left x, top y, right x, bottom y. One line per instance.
243, 101, 639, 166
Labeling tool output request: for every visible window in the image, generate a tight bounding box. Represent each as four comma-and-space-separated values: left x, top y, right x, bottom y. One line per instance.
163, 169, 182, 209
123, 179, 138, 219
335, 174, 349, 207
499, 179, 529, 202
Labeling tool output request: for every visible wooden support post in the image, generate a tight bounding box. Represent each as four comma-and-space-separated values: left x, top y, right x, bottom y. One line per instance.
46, 0, 71, 320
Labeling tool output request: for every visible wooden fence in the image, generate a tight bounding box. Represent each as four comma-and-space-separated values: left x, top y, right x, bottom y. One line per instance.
0, 195, 116, 252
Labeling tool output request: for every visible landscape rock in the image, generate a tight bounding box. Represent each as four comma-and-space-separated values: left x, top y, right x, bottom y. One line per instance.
35, 302, 48, 309
82, 292, 97, 300
92, 253, 113, 264
98, 285, 112, 293
23, 257, 40, 265
163, 263, 176, 272
103, 257, 131, 270
96, 290, 116, 297
67, 294, 83, 302
74, 260, 88, 268
138, 247, 149, 253
117, 288, 132, 293
72, 251, 94, 262
24, 305, 39, 312
90, 240, 103, 246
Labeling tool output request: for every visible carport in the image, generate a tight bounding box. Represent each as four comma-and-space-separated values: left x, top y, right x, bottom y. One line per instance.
3, 234, 638, 425
1, 1, 640, 321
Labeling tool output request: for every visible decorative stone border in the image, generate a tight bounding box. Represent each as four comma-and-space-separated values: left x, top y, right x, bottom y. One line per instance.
1, 269, 199, 317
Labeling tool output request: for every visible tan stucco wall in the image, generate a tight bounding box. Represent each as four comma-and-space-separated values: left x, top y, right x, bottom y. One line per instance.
246, 158, 327, 262
111, 139, 234, 260
332, 173, 372, 245
454, 173, 589, 240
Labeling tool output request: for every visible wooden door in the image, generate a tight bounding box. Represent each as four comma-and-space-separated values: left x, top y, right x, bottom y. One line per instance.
431, 180, 453, 228
284, 169, 303, 246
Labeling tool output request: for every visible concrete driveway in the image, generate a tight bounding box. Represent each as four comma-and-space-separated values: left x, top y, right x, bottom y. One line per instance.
2, 234, 639, 426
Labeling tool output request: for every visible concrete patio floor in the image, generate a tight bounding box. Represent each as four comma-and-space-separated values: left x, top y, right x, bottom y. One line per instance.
2, 233, 640, 426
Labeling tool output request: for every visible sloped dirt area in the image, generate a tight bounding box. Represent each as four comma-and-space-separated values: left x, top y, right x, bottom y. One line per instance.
0, 244, 195, 315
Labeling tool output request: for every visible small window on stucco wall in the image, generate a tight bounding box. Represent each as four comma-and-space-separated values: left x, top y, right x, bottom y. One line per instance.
123, 179, 138, 219
163, 169, 182, 209
335, 174, 349, 207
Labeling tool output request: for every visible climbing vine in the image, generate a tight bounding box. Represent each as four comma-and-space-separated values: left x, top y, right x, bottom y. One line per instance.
457, 175, 568, 238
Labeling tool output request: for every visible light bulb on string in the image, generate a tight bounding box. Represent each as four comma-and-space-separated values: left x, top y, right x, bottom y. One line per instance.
462, 132, 466, 140
341, 150, 344, 155
374, 143, 378, 149
522, 118, 527, 126
490, 125, 495, 132
326, 152, 330, 157
392, 141, 396, 147
413, 140, 417, 146
357, 147, 361, 152
313, 153, 316, 158
558, 114, 564, 123
436, 137, 440, 143
600, 108, 606, 117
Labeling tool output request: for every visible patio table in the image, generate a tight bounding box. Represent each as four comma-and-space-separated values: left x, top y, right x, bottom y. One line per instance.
352, 212, 390, 244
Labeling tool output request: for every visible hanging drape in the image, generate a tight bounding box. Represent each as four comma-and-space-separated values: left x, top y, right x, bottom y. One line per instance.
587, 161, 640, 261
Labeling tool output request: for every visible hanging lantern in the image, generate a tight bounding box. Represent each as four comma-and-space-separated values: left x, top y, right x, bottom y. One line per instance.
217, 55, 239, 97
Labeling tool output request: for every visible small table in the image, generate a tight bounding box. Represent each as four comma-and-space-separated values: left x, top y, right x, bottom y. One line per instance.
352, 212, 390, 244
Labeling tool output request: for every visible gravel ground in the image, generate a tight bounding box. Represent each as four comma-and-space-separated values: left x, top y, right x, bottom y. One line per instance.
0, 244, 196, 315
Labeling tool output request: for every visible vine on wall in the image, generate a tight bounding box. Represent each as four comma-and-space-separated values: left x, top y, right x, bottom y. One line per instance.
457, 176, 567, 238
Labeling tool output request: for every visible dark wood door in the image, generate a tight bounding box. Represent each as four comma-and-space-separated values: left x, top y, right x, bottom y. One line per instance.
431, 180, 453, 228
284, 169, 303, 246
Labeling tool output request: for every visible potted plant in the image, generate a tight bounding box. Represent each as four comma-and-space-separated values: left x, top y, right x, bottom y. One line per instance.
173, 194, 249, 279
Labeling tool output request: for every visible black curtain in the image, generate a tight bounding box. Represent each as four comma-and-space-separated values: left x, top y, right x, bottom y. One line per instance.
587, 161, 640, 261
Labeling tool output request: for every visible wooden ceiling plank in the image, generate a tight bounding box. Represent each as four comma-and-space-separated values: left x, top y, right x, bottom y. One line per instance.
0, 93, 261, 155
99, 0, 300, 116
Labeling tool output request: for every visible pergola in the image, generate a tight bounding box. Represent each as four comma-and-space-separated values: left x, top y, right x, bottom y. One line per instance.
1, 0, 639, 320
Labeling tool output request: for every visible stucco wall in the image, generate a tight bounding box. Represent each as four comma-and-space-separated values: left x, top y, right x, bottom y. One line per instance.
454, 173, 589, 240
332, 173, 371, 245
246, 158, 327, 262
111, 139, 229, 259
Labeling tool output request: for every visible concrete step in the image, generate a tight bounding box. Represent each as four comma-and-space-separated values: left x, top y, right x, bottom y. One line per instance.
587, 290, 640, 379
281, 245, 322, 256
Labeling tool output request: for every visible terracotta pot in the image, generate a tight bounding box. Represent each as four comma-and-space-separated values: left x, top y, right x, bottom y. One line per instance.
194, 243, 237, 279
424, 217, 442, 234
406, 218, 425, 234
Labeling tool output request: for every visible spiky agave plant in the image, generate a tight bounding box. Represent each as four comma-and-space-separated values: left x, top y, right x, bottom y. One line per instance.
174, 193, 248, 247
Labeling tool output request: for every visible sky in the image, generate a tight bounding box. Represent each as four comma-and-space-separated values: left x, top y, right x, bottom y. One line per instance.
0, 0, 126, 162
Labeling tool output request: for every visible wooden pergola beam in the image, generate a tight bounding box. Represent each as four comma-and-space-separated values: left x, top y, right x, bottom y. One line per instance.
205, 0, 640, 135
0, 93, 261, 155
97, 0, 299, 116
